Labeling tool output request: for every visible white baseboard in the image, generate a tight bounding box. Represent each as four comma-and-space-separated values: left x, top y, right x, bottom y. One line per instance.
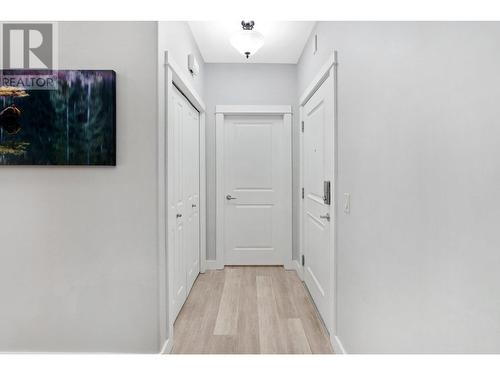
160, 338, 173, 354
286, 259, 304, 280
331, 335, 346, 354
205, 260, 224, 270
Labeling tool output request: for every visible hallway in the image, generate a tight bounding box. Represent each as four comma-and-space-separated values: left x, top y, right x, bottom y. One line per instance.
172, 267, 333, 354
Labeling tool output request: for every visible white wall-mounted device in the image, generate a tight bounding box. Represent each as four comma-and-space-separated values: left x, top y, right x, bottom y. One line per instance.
188, 54, 199, 77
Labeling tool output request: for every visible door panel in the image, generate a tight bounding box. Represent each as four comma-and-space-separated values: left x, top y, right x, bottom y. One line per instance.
231, 122, 273, 189
303, 71, 334, 332
223, 115, 291, 265
171, 86, 200, 321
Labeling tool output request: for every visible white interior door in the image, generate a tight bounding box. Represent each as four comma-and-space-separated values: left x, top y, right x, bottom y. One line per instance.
302, 71, 335, 332
185, 101, 200, 292
221, 114, 291, 265
171, 86, 200, 320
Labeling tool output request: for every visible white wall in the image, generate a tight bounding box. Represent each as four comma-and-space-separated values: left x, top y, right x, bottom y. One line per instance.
297, 21, 500, 353
204, 63, 298, 261
0, 22, 159, 353
158, 22, 205, 97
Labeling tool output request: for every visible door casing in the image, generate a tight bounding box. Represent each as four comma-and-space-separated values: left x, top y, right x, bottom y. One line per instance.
215, 105, 293, 269
299, 51, 341, 352
161, 50, 206, 353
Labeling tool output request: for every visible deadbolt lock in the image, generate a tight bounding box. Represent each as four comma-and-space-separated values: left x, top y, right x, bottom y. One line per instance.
323, 180, 331, 205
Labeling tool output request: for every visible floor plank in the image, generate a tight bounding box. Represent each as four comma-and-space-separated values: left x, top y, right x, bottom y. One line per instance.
171, 272, 209, 353
213, 267, 241, 335
285, 318, 312, 354
271, 267, 299, 319
172, 266, 333, 354
173, 270, 225, 354
286, 270, 333, 354
256, 275, 287, 353
195, 270, 225, 353
236, 267, 260, 353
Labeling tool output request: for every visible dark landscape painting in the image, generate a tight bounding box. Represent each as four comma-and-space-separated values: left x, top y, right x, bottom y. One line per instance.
0, 70, 116, 165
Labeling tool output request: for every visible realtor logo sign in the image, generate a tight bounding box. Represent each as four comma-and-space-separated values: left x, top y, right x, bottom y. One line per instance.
0, 22, 58, 69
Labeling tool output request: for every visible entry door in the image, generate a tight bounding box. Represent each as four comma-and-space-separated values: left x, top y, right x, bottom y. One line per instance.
303, 71, 334, 332
171, 86, 200, 320
221, 114, 291, 265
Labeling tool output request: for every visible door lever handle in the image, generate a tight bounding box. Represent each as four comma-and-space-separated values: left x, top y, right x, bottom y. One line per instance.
320, 213, 330, 221
176, 213, 182, 218
226, 194, 237, 200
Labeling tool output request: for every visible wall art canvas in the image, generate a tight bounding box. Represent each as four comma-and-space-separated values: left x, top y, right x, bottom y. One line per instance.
0, 70, 116, 165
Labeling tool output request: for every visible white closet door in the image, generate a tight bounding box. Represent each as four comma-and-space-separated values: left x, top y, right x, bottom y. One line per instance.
185, 104, 200, 292
172, 86, 186, 320
171, 86, 200, 321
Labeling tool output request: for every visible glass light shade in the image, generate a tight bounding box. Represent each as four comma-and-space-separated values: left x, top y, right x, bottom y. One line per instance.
230, 29, 264, 57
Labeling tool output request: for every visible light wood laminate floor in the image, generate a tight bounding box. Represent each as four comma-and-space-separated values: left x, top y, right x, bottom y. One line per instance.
172, 266, 333, 354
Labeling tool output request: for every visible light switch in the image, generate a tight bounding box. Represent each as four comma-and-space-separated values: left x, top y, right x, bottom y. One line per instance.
344, 193, 350, 214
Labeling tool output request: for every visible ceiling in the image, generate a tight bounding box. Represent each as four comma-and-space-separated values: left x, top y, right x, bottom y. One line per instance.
188, 21, 316, 64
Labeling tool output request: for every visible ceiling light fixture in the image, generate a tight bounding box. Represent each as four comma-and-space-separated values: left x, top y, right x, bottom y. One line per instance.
230, 21, 264, 59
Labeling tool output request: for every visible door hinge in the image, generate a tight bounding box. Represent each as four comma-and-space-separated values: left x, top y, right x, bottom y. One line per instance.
301, 187, 304, 199
301, 254, 305, 266
301, 121, 304, 133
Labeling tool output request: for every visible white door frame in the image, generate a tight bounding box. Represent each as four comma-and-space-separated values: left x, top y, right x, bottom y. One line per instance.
159, 50, 206, 353
299, 51, 344, 353
215, 105, 293, 269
